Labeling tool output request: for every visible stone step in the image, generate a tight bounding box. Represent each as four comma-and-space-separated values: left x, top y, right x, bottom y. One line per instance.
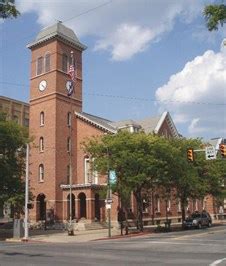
84, 222, 108, 230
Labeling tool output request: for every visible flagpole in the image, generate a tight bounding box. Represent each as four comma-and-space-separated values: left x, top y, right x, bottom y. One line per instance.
68, 51, 74, 236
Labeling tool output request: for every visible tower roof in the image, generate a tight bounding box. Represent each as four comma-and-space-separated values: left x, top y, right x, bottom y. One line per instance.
27, 22, 87, 50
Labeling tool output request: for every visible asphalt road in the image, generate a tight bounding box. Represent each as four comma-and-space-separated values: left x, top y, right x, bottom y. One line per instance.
0, 225, 226, 266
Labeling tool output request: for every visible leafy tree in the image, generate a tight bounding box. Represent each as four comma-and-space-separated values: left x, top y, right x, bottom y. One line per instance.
83, 132, 225, 230
0, 112, 28, 217
204, 4, 226, 31
83, 131, 180, 231
0, 0, 20, 19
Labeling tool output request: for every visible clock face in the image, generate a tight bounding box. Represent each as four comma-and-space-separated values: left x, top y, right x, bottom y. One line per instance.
66, 80, 74, 96
39, 80, 47, 91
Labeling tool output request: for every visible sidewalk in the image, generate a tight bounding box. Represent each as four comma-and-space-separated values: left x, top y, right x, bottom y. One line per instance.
5, 220, 226, 244
28, 228, 122, 243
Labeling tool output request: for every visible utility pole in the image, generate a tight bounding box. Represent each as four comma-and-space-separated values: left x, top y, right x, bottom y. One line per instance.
23, 143, 29, 241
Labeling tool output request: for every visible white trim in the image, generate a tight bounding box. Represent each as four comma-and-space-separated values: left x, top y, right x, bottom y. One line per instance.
155, 111, 167, 134
154, 111, 179, 138
74, 111, 117, 134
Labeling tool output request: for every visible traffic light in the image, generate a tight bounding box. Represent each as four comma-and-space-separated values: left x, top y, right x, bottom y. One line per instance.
219, 144, 226, 157
187, 148, 194, 162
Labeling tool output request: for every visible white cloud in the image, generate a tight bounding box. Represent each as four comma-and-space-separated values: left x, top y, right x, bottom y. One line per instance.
155, 43, 226, 138
17, 0, 203, 61
94, 24, 155, 61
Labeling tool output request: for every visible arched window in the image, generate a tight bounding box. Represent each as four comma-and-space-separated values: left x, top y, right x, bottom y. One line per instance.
39, 137, 44, 152
67, 137, 71, 152
67, 112, 71, 127
45, 53, 51, 72
40, 112, 44, 126
62, 54, 68, 72
39, 164, 44, 182
37, 56, 43, 75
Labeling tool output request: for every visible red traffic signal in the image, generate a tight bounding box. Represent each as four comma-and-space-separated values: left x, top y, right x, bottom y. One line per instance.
219, 144, 226, 157
187, 148, 194, 162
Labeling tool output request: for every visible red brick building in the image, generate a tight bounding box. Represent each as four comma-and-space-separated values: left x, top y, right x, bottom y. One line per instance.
27, 22, 216, 226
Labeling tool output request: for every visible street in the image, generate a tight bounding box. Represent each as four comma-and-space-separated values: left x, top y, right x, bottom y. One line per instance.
0, 225, 226, 266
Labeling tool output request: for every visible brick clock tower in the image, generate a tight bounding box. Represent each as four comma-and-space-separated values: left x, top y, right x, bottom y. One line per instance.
27, 22, 86, 222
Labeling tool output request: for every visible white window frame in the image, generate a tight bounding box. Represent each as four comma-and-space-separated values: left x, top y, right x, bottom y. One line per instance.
39, 137, 44, 152
40, 112, 44, 126
39, 164, 44, 182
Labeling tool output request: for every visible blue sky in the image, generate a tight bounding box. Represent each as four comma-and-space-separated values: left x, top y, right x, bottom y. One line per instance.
1, 0, 226, 139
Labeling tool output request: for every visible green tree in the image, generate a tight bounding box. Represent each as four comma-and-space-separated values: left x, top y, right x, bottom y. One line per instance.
0, 112, 28, 217
204, 4, 226, 31
167, 138, 207, 222
83, 131, 178, 231
0, 0, 20, 19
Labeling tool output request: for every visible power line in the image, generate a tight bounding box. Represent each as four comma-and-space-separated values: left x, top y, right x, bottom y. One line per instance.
63, 0, 112, 23
1, 1, 113, 46
1, 80, 226, 106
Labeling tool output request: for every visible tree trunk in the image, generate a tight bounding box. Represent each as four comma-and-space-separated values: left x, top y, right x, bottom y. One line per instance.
181, 199, 186, 227
135, 189, 143, 232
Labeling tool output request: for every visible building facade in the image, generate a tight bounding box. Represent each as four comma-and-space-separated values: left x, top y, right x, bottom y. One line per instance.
0, 96, 29, 127
26, 22, 217, 227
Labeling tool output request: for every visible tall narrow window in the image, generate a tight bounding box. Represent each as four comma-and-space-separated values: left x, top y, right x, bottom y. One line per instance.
37, 57, 43, 75
45, 53, 51, 72
39, 137, 44, 152
67, 137, 71, 152
195, 199, 198, 211
39, 164, 44, 182
84, 157, 91, 184
177, 200, 181, 212
167, 200, 171, 212
155, 196, 160, 213
40, 112, 44, 126
67, 112, 71, 127
62, 54, 68, 72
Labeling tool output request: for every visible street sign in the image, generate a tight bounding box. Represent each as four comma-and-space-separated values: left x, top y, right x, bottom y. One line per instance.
105, 199, 113, 204
105, 204, 111, 209
205, 146, 216, 160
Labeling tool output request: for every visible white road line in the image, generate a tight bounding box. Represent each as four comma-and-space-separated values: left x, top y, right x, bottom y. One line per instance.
210, 258, 226, 266
147, 241, 223, 246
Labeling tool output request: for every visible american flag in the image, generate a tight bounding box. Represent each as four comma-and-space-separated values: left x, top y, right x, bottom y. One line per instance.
67, 64, 76, 82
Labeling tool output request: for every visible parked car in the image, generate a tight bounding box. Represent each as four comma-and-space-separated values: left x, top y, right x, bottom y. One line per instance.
183, 211, 212, 229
